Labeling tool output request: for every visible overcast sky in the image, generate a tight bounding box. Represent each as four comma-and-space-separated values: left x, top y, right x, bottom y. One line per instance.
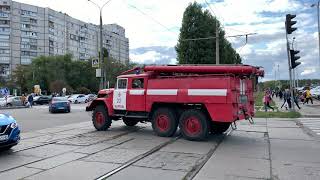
15, 0, 320, 81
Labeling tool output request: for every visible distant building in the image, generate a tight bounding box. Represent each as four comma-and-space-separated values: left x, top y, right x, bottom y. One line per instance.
0, 0, 129, 78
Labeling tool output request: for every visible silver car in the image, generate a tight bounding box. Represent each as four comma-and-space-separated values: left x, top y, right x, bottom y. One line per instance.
4, 96, 26, 107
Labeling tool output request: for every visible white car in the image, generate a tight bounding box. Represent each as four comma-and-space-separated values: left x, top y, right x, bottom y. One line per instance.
68, 94, 87, 104
0, 98, 6, 107
311, 86, 320, 96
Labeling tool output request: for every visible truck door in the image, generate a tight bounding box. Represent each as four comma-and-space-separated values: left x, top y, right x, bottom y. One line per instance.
127, 78, 146, 111
113, 78, 128, 110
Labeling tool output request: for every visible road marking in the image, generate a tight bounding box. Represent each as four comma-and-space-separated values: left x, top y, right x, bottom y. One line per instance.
299, 119, 320, 136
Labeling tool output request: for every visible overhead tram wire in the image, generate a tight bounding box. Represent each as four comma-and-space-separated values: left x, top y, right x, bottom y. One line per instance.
181, 33, 257, 41
123, 0, 178, 36
203, 0, 254, 52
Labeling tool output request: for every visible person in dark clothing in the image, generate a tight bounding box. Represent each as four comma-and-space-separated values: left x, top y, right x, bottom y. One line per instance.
293, 90, 301, 109
281, 89, 291, 110
279, 90, 283, 100
28, 94, 33, 107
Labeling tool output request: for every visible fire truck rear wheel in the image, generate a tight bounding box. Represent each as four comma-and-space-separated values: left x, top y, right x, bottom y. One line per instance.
210, 122, 231, 134
123, 118, 139, 126
151, 108, 178, 137
92, 105, 112, 131
179, 109, 209, 141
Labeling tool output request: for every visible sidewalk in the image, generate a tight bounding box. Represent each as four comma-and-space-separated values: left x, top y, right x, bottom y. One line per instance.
274, 97, 320, 117
194, 118, 320, 180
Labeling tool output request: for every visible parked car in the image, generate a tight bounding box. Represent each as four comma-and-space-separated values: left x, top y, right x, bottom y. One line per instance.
49, 97, 71, 113
4, 96, 26, 107
33, 95, 52, 105
0, 113, 20, 150
68, 94, 87, 104
311, 86, 320, 99
85, 94, 97, 102
0, 98, 6, 107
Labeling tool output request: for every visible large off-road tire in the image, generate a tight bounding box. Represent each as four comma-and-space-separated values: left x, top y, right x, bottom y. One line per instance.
123, 118, 139, 126
210, 122, 231, 134
92, 105, 112, 131
179, 109, 209, 141
151, 108, 178, 137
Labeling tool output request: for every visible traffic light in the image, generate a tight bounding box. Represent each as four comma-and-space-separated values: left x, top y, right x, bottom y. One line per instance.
290, 50, 301, 69
286, 14, 297, 34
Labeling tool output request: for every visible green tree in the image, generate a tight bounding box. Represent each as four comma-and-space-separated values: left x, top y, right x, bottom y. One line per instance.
176, 2, 241, 64
11, 65, 32, 94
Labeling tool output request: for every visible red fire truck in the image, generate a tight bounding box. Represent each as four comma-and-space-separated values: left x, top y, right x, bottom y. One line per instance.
86, 65, 264, 140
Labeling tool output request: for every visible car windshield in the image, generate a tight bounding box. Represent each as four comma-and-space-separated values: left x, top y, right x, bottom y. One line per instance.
70, 95, 79, 98
52, 97, 68, 101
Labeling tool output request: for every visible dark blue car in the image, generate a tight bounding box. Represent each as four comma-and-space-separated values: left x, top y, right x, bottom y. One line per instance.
0, 114, 20, 150
49, 97, 71, 113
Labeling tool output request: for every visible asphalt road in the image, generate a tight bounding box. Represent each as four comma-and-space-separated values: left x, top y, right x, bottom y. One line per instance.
0, 104, 91, 133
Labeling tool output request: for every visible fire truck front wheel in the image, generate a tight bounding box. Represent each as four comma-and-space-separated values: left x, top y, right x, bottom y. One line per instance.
179, 110, 209, 141
92, 105, 112, 131
151, 108, 178, 137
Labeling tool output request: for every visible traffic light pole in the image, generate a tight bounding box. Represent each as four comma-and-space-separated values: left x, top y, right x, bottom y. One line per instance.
285, 32, 295, 111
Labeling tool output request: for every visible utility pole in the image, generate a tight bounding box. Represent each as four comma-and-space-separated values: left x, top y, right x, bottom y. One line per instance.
311, 1, 320, 69
215, 21, 219, 65
88, 0, 112, 90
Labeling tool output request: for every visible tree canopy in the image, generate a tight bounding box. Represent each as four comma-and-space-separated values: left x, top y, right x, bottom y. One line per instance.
9, 53, 135, 95
176, 2, 241, 64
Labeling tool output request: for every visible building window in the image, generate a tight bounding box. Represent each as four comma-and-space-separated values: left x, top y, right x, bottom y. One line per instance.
0, 20, 10, 25
0, 49, 9, 54
0, 35, 9, 39
21, 58, 31, 65
0, 41, 9, 47
30, 18, 37, 24
0, 12, 9, 18
0, 56, 9, 62
21, 10, 37, 17
0, 27, 10, 33
0, 64, 10, 76
21, 51, 37, 56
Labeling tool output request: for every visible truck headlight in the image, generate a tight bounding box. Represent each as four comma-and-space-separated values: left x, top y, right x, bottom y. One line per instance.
11, 122, 18, 129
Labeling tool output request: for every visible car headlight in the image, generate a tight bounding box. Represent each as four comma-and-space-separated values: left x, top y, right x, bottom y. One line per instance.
11, 122, 18, 129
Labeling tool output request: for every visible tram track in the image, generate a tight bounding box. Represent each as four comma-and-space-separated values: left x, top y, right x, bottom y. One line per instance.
96, 127, 234, 180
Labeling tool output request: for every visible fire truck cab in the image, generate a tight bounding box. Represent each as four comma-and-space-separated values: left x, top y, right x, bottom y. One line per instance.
86, 65, 264, 141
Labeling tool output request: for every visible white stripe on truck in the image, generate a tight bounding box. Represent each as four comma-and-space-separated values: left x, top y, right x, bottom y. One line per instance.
147, 89, 178, 95
188, 89, 227, 96
129, 90, 145, 95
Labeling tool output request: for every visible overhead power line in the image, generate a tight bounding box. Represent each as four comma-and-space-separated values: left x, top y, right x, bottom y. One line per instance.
181, 33, 257, 41
123, 0, 178, 35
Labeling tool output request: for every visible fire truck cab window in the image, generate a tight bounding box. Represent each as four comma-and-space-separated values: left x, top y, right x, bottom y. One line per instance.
132, 78, 144, 89
117, 79, 127, 89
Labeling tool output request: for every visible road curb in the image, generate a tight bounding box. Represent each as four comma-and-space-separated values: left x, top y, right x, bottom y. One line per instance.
0, 106, 28, 110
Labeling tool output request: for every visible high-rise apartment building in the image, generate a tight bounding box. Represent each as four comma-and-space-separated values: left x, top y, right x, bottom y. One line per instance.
0, 0, 129, 78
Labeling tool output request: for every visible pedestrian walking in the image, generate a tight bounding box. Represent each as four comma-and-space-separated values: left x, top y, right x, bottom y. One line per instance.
21, 94, 26, 106
303, 88, 313, 105
28, 94, 33, 107
293, 90, 301, 109
279, 90, 283, 100
263, 91, 274, 112
281, 89, 291, 110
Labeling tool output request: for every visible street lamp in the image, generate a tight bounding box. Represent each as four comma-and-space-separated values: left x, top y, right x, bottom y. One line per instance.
311, 1, 320, 69
88, 0, 112, 89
